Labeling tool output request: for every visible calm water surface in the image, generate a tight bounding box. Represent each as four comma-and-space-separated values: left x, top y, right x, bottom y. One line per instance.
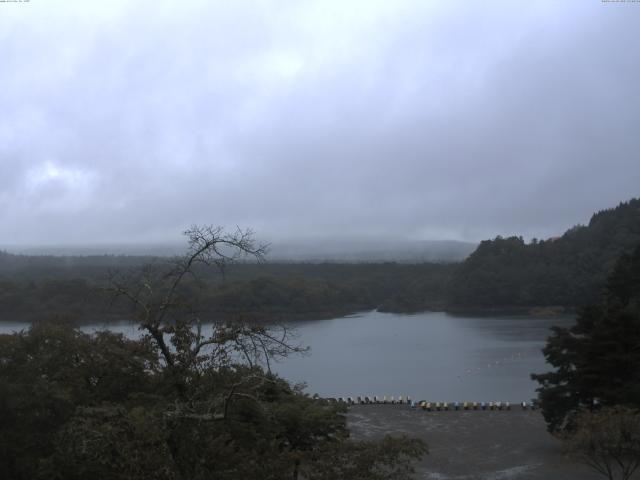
0, 310, 574, 402
273, 310, 574, 402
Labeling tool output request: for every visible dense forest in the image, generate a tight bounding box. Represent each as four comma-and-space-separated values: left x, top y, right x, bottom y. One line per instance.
0, 253, 455, 323
450, 198, 640, 311
1, 198, 639, 322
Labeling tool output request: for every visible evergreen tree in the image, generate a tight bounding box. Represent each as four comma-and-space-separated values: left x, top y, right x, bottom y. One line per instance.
532, 245, 640, 433
451, 198, 640, 309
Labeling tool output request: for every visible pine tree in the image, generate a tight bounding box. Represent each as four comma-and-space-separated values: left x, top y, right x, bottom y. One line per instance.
532, 245, 640, 433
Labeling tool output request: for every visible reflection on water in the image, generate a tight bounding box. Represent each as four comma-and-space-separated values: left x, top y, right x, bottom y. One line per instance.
0, 310, 574, 402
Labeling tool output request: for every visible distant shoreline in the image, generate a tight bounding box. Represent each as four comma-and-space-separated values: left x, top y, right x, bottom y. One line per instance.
0, 305, 576, 328
444, 305, 575, 317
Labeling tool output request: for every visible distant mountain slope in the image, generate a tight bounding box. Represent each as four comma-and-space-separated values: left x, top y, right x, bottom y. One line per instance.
267, 239, 477, 263
4, 239, 477, 264
450, 198, 640, 309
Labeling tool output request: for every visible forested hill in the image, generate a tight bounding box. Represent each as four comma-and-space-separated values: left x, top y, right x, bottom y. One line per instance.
450, 198, 640, 310
2, 198, 639, 321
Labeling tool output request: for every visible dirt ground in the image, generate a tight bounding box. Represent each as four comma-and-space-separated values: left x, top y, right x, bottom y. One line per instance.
347, 405, 606, 480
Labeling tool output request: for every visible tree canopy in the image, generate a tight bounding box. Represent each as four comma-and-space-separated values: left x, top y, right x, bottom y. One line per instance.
532, 244, 640, 433
565, 407, 640, 480
451, 198, 640, 309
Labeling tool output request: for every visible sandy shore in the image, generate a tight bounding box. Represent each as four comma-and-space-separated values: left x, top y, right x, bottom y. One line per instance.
347, 405, 604, 480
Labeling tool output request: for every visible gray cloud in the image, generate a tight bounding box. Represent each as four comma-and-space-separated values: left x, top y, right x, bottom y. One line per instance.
1, 0, 638, 247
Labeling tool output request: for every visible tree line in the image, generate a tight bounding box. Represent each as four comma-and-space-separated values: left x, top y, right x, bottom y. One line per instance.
0, 258, 456, 323
450, 198, 640, 310
1, 197, 639, 323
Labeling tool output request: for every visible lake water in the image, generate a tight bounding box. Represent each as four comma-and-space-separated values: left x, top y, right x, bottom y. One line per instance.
0, 310, 574, 403
272, 310, 574, 403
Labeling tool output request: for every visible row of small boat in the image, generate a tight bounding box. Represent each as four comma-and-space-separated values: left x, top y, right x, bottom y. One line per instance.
414, 400, 536, 411
329, 396, 538, 410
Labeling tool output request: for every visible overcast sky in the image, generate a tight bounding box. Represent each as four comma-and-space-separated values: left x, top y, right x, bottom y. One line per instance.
1, 0, 639, 248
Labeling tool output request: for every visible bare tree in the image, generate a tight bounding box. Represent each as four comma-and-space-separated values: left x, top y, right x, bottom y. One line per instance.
565, 407, 640, 480
105, 225, 306, 401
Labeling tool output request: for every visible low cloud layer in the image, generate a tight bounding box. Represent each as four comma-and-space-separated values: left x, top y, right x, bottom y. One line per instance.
1, 0, 639, 247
